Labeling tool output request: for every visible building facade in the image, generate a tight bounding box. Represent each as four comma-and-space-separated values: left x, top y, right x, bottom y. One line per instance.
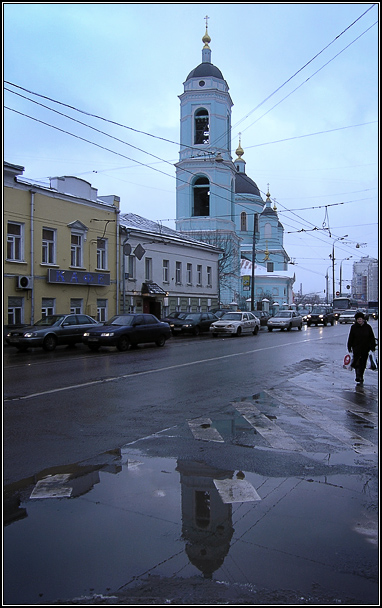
4, 162, 120, 329
119, 213, 221, 318
175, 24, 294, 309
352, 256, 379, 303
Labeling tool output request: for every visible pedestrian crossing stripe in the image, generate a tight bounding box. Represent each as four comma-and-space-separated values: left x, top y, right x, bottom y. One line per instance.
188, 417, 224, 442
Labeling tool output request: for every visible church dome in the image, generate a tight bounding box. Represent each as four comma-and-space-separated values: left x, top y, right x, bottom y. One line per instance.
235, 172, 261, 197
186, 62, 225, 81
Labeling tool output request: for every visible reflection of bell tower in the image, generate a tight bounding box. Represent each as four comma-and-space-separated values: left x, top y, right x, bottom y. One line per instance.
176, 460, 234, 578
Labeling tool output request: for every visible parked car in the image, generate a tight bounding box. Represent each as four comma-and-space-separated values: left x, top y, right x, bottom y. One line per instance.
306, 306, 335, 327
267, 311, 303, 331
169, 312, 218, 336
210, 308, 235, 319
210, 311, 260, 337
160, 311, 187, 324
82, 313, 171, 351
252, 310, 271, 326
5, 314, 101, 352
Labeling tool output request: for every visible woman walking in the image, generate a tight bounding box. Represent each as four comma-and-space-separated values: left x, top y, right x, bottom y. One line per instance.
347, 311, 376, 385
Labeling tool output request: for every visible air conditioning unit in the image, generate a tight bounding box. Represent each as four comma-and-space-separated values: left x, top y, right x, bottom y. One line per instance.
17, 275, 33, 289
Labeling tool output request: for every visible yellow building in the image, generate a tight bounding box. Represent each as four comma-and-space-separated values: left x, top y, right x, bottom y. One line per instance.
4, 162, 120, 328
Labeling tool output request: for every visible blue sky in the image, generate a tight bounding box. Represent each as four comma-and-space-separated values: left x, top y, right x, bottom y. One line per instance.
3, 3, 378, 296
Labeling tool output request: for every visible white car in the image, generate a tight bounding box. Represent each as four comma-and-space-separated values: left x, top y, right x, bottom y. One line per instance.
210, 311, 260, 337
267, 310, 303, 331
338, 310, 357, 324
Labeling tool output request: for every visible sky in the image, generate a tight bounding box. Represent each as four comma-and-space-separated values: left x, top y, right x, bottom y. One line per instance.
3, 2, 379, 297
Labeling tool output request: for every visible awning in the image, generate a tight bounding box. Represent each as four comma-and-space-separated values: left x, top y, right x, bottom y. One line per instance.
141, 282, 167, 296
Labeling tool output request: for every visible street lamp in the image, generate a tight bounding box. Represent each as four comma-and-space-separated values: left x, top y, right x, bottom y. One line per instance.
325, 265, 331, 304
339, 256, 352, 296
329, 235, 348, 302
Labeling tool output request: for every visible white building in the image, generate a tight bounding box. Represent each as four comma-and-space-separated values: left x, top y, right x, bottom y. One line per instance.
352, 256, 379, 303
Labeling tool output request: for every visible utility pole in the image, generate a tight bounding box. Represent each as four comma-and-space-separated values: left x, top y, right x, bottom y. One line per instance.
250, 213, 259, 311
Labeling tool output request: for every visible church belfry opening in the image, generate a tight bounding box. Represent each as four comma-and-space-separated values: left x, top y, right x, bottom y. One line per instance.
193, 177, 210, 216
194, 108, 209, 145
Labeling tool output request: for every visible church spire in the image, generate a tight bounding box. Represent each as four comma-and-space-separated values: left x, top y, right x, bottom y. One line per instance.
202, 15, 211, 63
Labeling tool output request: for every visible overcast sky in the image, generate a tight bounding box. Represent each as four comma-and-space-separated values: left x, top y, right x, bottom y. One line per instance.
3, 3, 378, 297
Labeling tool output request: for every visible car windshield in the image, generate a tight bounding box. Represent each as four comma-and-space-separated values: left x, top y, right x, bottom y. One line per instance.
221, 313, 242, 320
106, 315, 135, 326
184, 313, 201, 320
34, 315, 66, 327
311, 307, 325, 313
277, 311, 292, 318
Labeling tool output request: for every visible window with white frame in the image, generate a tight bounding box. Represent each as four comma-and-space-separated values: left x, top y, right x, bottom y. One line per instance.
128, 255, 135, 279
207, 266, 212, 286
175, 262, 182, 284
7, 222, 24, 261
70, 299, 83, 314
41, 298, 55, 318
96, 238, 108, 270
163, 259, 169, 283
97, 299, 108, 322
42, 228, 56, 265
197, 265, 202, 285
145, 257, 152, 281
8, 297, 23, 325
240, 212, 247, 232
186, 263, 192, 284
71, 232, 83, 267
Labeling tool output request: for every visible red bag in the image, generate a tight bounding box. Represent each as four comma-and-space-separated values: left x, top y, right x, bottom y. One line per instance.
343, 353, 352, 369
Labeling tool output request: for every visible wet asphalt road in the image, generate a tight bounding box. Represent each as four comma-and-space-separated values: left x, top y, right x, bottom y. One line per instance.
3, 321, 379, 604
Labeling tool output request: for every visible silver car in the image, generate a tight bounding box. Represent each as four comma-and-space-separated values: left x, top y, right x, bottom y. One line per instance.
267, 311, 303, 331
6, 314, 101, 352
210, 311, 260, 337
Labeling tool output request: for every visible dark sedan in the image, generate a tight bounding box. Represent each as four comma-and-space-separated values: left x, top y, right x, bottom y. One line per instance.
5, 314, 101, 352
82, 313, 171, 351
252, 310, 271, 326
169, 312, 218, 336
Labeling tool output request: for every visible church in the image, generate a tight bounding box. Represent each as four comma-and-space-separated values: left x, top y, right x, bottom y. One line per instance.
175, 20, 295, 312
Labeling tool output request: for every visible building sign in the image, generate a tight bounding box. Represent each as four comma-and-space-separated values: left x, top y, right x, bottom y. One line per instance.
48, 269, 110, 286
242, 275, 250, 291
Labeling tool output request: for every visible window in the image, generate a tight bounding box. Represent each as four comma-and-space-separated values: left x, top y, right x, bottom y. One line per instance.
41, 298, 55, 318
207, 266, 212, 286
96, 238, 108, 270
145, 257, 152, 281
70, 299, 83, 314
186, 263, 192, 284
194, 108, 209, 144
42, 228, 56, 264
240, 212, 247, 232
264, 223, 272, 238
7, 222, 24, 261
97, 299, 107, 322
163, 259, 169, 283
193, 177, 210, 216
8, 297, 23, 325
71, 233, 83, 267
267, 262, 274, 272
128, 255, 135, 279
197, 265, 202, 285
176, 262, 182, 284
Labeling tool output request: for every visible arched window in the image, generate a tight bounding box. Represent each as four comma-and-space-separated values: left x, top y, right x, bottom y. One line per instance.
193, 177, 210, 216
264, 222, 272, 238
194, 108, 209, 144
240, 212, 247, 231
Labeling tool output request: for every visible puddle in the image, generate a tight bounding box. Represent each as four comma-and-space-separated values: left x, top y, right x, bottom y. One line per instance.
3, 444, 378, 605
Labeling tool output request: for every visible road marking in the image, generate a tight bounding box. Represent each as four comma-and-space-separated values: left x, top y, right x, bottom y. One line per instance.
213, 478, 261, 503
188, 417, 224, 442
232, 401, 303, 451
267, 388, 376, 454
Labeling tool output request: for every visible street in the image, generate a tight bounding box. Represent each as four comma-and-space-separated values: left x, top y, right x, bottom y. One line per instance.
3, 322, 379, 605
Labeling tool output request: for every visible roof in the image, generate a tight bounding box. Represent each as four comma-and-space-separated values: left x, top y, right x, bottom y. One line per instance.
186, 62, 225, 81
235, 172, 261, 197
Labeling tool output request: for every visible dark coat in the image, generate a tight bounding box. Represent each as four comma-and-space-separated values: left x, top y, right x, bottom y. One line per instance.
347, 321, 376, 356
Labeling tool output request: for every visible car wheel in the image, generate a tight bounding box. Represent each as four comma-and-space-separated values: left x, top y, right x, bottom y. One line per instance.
193, 326, 200, 336
287, 324, 292, 331
117, 336, 130, 351
323, 321, 327, 326
212, 333, 218, 338
253, 325, 259, 335
298, 324, 302, 330
307, 322, 311, 327
331, 321, 334, 326
42, 334, 57, 352
268, 327, 273, 332
155, 335, 166, 347
236, 327, 242, 337
88, 344, 100, 352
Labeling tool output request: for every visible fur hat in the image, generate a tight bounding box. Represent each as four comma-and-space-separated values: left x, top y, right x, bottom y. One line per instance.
354, 311, 365, 320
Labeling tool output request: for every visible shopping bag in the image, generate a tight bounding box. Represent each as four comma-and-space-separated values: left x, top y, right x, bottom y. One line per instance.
343, 353, 352, 370
367, 353, 378, 370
